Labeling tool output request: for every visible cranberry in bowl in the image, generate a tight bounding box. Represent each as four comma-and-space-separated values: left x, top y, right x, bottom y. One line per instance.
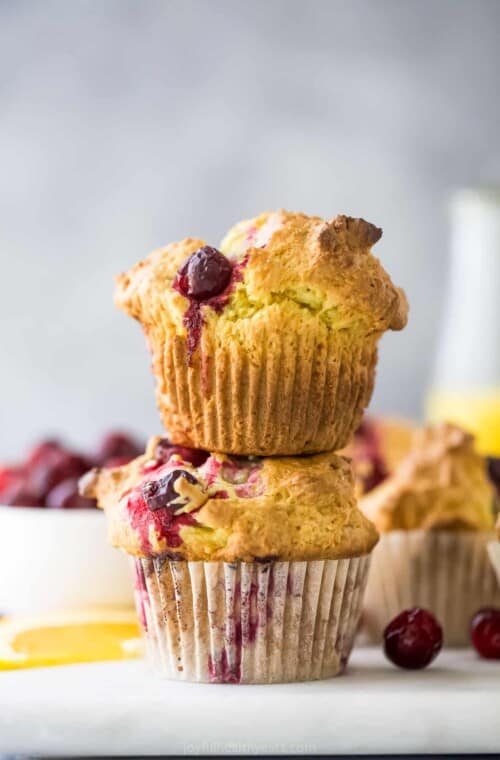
0, 432, 143, 614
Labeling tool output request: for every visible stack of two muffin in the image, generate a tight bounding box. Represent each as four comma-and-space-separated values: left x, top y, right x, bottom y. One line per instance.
84, 210, 407, 683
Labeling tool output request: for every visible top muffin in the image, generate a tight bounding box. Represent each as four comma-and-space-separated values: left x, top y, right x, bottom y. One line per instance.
116, 210, 408, 456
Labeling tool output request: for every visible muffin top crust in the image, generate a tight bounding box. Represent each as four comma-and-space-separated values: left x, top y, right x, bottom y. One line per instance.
115, 210, 408, 361
359, 422, 495, 532
81, 437, 378, 562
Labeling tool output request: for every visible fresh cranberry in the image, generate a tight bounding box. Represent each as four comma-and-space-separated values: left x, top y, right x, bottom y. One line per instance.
0, 466, 24, 495
176, 246, 232, 300
141, 469, 198, 512
154, 438, 209, 468
0, 466, 42, 506
384, 608, 443, 669
470, 608, 500, 659
29, 449, 90, 499
352, 419, 388, 493
103, 455, 135, 468
26, 439, 63, 467
95, 432, 142, 465
487, 457, 500, 495
362, 454, 388, 493
1, 477, 42, 507
46, 478, 97, 509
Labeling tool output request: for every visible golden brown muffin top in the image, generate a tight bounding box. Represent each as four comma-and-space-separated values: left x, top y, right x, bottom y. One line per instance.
81, 437, 378, 562
360, 422, 495, 532
114, 210, 408, 352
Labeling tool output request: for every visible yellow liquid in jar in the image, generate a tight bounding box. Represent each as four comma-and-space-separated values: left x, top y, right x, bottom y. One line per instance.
426, 389, 500, 455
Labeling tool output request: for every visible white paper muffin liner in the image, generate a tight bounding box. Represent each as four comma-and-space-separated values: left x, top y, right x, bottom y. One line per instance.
362, 530, 500, 646
132, 555, 370, 683
488, 541, 500, 586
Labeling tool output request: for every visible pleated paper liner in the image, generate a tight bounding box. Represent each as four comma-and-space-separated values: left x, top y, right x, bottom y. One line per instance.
488, 541, 500, 586
362, 530, 500, 646
158, 324, 378, 455
132, 556, 371, 683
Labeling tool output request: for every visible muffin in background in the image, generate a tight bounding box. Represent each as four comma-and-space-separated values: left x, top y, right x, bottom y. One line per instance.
115, 210, 407, 456
358, 422, 500, 646
343, 416, 415, 496
81, 437, 378, 683
488, 517, 500, 586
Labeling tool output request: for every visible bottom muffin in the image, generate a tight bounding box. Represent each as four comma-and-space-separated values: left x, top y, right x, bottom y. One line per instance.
81, 436, 377, 683
135, 556, 370, 683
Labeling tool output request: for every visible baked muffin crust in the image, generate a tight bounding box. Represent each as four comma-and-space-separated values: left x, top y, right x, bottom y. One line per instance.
360, 423, 495, 532
81, 437, 378, 562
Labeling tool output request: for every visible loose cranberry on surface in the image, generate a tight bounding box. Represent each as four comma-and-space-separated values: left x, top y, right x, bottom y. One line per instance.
154, 438, 209, 468
470, 608, 500, 659
141, 469, 198, 512
384, 608, 443, 669
46, 477, 97, 509
95, 432, 142, 466
176, 246, 232, 300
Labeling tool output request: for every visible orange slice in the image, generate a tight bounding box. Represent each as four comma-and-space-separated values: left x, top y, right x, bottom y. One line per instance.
0, 608, 141, 669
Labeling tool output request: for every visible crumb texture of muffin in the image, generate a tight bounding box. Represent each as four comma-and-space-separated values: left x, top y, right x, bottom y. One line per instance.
115, 210, 408, 455
360, 422, 495, 532
81, 437, 378, 562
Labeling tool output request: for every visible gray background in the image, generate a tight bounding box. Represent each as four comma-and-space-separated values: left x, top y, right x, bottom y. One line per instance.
1, 0, 499, 457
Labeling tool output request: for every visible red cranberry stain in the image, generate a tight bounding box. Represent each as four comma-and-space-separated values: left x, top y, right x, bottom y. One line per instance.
126, 488, 197, 554
174, 251, 248, 363
208, 649, 240, 684
133, 560, 149, 632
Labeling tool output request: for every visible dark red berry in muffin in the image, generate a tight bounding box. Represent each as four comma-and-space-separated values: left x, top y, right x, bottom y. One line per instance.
95, 432, 142, 465
154, 438, 209, 468
384, 608, 442, 669
176, 246, 232, 300
470, 608, 500, 659
46, 477, 97, 509
142, 469, 198, 512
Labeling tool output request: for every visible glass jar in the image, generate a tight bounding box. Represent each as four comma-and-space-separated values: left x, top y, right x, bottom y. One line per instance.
426, 187, 500, 455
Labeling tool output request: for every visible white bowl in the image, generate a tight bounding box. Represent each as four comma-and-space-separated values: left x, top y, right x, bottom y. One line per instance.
0, 506, 133, 614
